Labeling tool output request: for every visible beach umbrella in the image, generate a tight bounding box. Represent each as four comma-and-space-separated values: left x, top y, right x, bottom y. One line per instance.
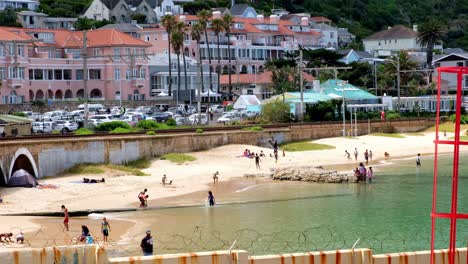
7, 169, 38, 188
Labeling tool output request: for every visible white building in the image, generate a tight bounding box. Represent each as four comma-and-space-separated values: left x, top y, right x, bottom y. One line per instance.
0, 0, 38, 10
432, 53, 468, 92
154, 0, 183, 20
363, 25, 442, 57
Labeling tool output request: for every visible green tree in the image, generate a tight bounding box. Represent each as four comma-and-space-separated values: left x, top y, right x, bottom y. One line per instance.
305, 100, 340, 121
211, 18, 224, 94
197, 10, 213, 93
303, 48, 344, 68
379, 51, 422, 95
161, 15, 177, 96
0, 8, 22, 27
73, 17, 112, 30
417, 19, 446, 67
265, 61, 295, 95
171, 23, 185, 104
131, 13, 147, 24
261, 100, 293, 123
191, 22, 205, 96
222, 14, 234, 98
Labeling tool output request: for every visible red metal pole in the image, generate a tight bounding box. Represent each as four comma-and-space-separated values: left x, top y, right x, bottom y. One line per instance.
430, 68, 442, 264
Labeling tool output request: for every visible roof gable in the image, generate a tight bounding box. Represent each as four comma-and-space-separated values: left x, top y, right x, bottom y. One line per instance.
432, 53, 468, 63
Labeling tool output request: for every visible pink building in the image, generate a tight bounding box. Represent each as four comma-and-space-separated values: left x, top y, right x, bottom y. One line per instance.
0, 27, 151, 104
139, 13, 320, 75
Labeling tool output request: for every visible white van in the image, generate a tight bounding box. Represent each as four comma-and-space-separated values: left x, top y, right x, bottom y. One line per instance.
78, 104, 105, 113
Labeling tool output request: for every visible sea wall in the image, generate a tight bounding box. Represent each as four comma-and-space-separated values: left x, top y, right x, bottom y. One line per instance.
269, 166, 356, 183
1, 247, 467, 264
0, 119, 435, 179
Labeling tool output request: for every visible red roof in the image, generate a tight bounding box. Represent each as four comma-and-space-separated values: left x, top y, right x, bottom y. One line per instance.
220, 71, 314, 85
0, 27, 150, 48
310, 16, 332, 23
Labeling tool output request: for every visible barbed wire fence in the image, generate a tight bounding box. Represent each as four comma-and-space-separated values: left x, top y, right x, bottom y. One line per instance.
0, 224, 463, 257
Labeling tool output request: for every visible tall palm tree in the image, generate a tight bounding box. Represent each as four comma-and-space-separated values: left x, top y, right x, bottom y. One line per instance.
222, 14, 234, 99
211, 18, 224, 95
191, 22, 204, 123
197, 10, 213, 96
174, 22, 190, 106
161, 14, 177, 96
417, 19, 445, 68
171, 25, 184, 107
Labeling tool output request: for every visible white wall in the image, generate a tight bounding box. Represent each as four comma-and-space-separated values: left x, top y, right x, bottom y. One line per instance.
364, 38, 420, 54
83, 0, 110, 21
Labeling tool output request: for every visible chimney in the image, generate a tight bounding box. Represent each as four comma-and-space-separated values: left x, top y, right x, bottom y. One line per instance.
300, 17, 308, 26
179, 15, 186, 22
257, 14, 264, 23
213, 11, 221, 19
269, 14, 279, 24
413, 24, 418, 32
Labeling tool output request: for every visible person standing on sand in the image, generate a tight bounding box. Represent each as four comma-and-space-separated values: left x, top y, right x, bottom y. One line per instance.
138, 189, 147, 208
255, 153, 261, 170
416, 153, 421, 167
369, 150, 373, 161
208, 191, 215, 206
101, 217, 111, 243
368, 167, 374, 183
61, 205, 69, 231
345, 150, 351, 160
354, 148, 358, 161
364, 149, 369, 164
162, 175, 167, 187
213, 171, 219, 184
140, 230, 153, 256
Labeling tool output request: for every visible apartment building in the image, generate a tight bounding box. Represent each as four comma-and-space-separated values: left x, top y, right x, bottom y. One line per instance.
17, 11, 77, 30
0, 27, 151, 104
0, 0, 38, 10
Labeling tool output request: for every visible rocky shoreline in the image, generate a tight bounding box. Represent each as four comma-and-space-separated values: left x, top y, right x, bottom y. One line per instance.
245, 166, 356, 183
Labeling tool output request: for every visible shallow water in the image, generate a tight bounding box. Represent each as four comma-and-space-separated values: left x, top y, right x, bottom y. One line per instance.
110, 154, 468, 256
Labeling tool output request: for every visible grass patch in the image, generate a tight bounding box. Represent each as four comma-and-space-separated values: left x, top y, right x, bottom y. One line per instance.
124, 158, 151, 169
75, 128, 94, 135
370, 133, 405, 138
280, 141, 336, 152
242, 126, 263, 132
146, 131, 156, 135
196, 128, 203, 133
66, 164, 105, 174
162, 153, 197, 164
424, 122, 468, 133
106, 164, 149, 176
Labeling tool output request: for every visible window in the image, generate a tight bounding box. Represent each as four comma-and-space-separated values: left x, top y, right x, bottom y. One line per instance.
114, 69, 121, 80
133, 68, 138, 79
457, 62, 463, 67
34, 69, 43, 80
171, 62, 177, 70
93, 48, 101, 56
0, 67, 5, 79
125, 48, 131, 55
18, 68, 24, 79
140, 69, 146, 79
145, 35, 150, 42
17, 45, 24, 56
54, 69, 63, 80
0, 46, 4, 56
46, 69, 53, 80
126, 69, 131, 79
465, 76, 468, 88
89, 69, 101, 80
113, 48, 120, 55
76, 69, 83, 80
63, 70, 72, 80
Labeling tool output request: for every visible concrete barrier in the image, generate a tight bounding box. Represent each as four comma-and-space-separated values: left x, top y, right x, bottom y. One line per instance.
108, 250, 248, 264
0, 245, 107, 264
373, 248, 467, 264
248, 249, 372, 264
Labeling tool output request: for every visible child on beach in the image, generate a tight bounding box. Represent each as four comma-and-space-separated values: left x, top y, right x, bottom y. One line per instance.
255, 154, 261, 170
208, 191, 215, 207
162, 175, 167, 187
354, 148, 358, 161
364, 150, 369, 164
213, 171, 219, 184
0, 233, 13, 242
138, 189, 148, 208
367, 167, 374, 183
369, 150, 373, 161
345, 150, 351, 160
16, 232, 24, 244
416, 153, 421, 167
61, 205, 69, 231
101, 217, 111, 243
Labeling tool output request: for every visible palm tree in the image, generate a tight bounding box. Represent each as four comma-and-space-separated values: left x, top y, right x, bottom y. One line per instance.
161, 14, 177, 96
174, 21, 190, 107
222, 14, 234, 99
197, 10, 213, 95
191, 22, 204, 124
211, 18, 224, 95
171, 25, 184, 107
417, 19, 445, 68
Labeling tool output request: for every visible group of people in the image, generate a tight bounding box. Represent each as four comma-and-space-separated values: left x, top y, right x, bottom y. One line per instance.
354, 163, 374, 183
60, 205, 112, 244
346, 148, 373, 164
82, 178, 105, 184
0, 232, 24, 244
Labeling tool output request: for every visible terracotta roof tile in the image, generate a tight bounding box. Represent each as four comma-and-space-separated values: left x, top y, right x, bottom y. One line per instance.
0, 27, 30, 41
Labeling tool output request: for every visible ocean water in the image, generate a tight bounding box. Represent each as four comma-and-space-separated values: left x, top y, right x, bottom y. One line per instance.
110, 154, 468, 256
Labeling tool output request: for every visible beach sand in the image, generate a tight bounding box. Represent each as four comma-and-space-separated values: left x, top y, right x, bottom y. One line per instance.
0, 131, 463, 249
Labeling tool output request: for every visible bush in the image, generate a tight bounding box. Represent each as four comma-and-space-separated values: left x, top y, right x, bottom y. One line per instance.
450, 114, 468, 124
162, 153, 197, 164
110, 127, 134, 134
51, 130, 61, 134
386, 112, 401, 120
12, 112, 27, 118
137, 120, 159, 129
196, 128, 203, 133
146, 131, 156, 135
96, 121, 131, 131
261, 100, 293, 123
75, 128, 94, 135
166, 118, 176, 127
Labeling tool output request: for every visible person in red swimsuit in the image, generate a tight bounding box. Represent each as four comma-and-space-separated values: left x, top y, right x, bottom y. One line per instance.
61, 205, 69, 231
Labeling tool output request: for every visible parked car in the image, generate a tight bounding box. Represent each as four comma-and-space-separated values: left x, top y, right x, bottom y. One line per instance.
217, 113, 240, 124
151, 112, 171, 123
155, 104, 169, 112
88, 115, 115, 126
188, 113, 208, 125
32, 122, 55, 133
209, 105, 224, 113
22, 111, 41, 121
43, 111, 67, 121
54, 120, 78, 132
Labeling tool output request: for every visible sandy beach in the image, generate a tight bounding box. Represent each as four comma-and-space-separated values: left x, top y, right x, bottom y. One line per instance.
0, 131, 464, 249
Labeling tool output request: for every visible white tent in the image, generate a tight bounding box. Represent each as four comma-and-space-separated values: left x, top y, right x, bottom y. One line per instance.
233, 95, 261, 110
195, 89, 221, 97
